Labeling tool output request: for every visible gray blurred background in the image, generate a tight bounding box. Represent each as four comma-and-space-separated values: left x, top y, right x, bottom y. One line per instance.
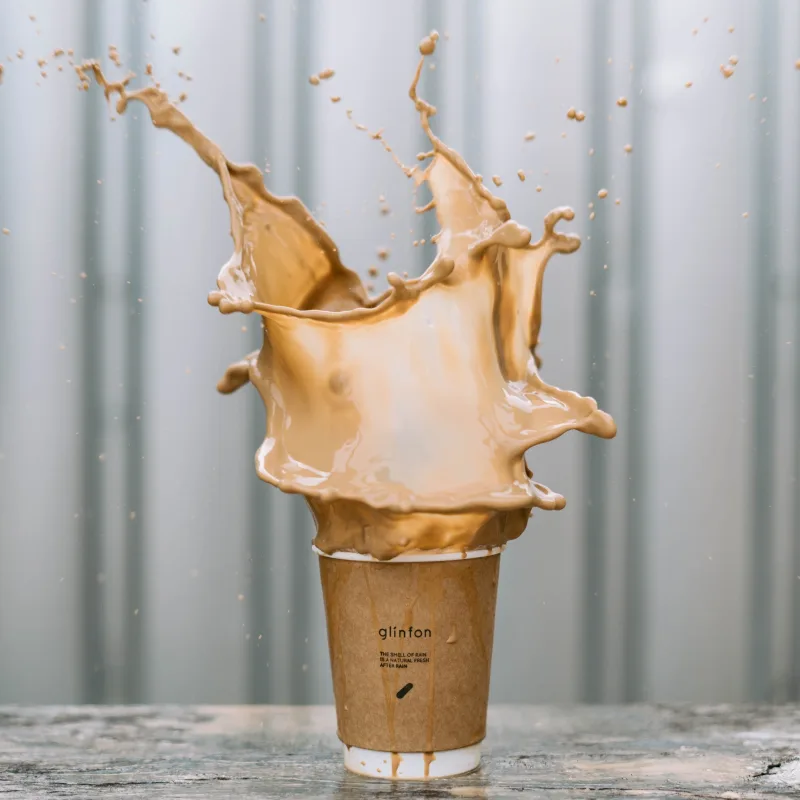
0, 0, 799, 706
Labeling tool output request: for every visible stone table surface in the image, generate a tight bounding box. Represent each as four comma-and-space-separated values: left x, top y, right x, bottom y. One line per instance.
0, 705, 799, 798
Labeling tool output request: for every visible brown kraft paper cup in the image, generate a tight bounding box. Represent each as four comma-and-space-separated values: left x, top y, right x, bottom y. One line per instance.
316, 546, 501, 778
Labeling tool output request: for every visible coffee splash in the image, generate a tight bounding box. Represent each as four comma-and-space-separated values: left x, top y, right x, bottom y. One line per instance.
79, 32, 615, 559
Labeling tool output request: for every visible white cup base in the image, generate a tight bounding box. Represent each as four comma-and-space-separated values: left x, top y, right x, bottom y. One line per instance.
343, 742, 481, 780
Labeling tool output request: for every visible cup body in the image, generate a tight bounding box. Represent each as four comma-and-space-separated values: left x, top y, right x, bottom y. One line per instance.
316, 546, 502, 779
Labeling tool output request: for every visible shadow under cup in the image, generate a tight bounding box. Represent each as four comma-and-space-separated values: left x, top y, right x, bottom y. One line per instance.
316, 545, 502, 780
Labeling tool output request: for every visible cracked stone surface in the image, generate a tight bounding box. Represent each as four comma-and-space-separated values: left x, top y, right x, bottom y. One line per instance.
0, 705, 799, 798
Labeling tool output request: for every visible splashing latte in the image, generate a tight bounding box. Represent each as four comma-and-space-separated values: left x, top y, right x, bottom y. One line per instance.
78, 31, 615, 559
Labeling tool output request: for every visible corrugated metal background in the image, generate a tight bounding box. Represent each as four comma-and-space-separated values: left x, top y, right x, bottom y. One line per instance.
1, 0, 799, 705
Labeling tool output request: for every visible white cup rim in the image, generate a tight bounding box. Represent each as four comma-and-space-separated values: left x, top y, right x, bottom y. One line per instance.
312, 544, 504, 563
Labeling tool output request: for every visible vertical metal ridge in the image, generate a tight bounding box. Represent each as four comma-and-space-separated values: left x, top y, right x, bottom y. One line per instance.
0, 25, 7, 430
0, 20, 8, 638
581, 0, 611, 704
122, 0, 146, 704
462, 0, 483, 171
249, 0, 272, 704
80, 0, 106, 704
792, 8, 800, 696
623, 0, 651, 703
290, 0, 315, 703
418, 0, 444, 275
793, 5, 800, 700
749, 0, 779, 704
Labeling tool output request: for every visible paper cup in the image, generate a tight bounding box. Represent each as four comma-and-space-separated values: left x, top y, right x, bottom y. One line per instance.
316, 544, 503, 780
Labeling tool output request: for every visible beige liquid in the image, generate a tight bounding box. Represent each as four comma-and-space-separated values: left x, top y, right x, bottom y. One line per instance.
78, 31, 615, 560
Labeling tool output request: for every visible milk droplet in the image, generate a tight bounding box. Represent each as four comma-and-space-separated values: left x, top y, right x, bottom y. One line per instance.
419, 32, 438, 56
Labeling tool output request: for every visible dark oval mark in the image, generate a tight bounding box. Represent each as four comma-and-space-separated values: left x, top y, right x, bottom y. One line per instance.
396, 683, 414, 699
